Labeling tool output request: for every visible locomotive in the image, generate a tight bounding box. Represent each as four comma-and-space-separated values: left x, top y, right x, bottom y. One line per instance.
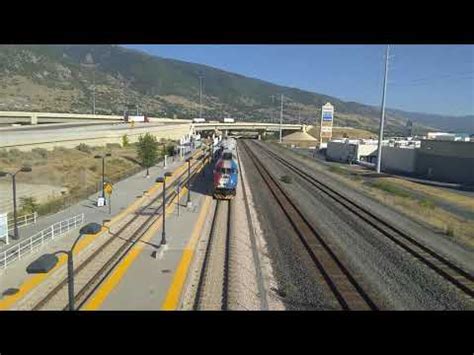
213, 138, 238, 199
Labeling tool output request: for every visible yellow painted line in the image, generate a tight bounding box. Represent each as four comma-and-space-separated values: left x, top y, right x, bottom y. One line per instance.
0, 153, 206, 310
0, 228, 106, 310
82, 187, 188, 310
161, 195, 212, 310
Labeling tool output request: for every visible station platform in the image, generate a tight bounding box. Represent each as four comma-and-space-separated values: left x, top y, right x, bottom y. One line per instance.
0, 149, 205, 310
83, 165, 214, 310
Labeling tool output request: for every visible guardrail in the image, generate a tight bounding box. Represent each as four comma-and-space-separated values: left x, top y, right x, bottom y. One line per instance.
0, 213, 84, 270
7, 212, 37, 233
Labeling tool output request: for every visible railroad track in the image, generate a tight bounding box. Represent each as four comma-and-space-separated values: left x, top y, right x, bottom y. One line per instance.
193, 199, 233, 310
252, 140, 474, 300
241, 141, 378, 310
33, 152, 210, 310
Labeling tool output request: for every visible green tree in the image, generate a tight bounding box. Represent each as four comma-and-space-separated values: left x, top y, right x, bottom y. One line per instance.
20, 196, 39, 214
137, 133, 159, 177
122, 134, 130, 147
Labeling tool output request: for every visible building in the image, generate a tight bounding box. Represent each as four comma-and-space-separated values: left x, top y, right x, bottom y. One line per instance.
415, 140, 474, 184
326, 139, 379, 163
325, 137, 474, 185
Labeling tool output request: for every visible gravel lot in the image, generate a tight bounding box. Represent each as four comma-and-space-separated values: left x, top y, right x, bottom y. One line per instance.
249, 140, 473, 310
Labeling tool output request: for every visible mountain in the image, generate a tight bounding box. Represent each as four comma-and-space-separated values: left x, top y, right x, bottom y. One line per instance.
386, 109, 474, 134
0, 44, 470, 135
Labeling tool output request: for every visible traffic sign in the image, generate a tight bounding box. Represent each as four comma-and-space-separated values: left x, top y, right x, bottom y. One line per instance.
104, 182, 113, 195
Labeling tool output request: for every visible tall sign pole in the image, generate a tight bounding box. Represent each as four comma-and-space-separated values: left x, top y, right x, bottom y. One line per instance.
279, 94, 284, 143
376, 45, 390, 174
319, 102, 334, 147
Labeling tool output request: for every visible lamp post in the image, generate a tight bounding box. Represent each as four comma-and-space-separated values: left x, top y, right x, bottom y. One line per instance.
185, 157, 193, 207
0, 166, 32, 240
94, 153, 111, 202
156, 171, 172, 246
27, 221, 105, 310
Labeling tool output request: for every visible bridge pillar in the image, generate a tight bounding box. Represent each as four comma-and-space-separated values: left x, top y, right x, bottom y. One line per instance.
30, 114, 38, 125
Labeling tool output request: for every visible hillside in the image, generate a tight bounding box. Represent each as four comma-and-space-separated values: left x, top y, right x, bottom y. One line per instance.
0, 44, 465, 135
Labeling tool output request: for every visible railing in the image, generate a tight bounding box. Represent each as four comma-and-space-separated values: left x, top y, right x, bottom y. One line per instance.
8, 212, 38, 233
0, 213, 84, 270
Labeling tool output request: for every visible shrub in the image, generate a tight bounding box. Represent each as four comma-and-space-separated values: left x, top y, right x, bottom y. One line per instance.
20, 196, 39, 214
76, 143, 92, 153
122, 134, 130, 147
32, 148, 48, 159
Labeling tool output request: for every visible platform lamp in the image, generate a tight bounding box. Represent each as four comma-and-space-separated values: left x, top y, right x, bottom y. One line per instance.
94, 153, 111, 202
26, 221, 106, 311
156, 171, 172, 246
185, 157, 193, 207
0, 166, 32, 240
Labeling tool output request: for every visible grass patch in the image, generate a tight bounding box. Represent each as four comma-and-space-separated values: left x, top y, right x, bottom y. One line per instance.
328, 165, 348, 176
370, 180, 411, 199
418, 199, 436, 210
280, 175, 292, 184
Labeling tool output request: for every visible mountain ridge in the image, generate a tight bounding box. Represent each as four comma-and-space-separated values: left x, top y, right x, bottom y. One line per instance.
0, 44, 471, 134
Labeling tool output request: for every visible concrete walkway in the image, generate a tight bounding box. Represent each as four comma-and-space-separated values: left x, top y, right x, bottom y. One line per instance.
85, 164, 214, 310
0, 152, 196, 301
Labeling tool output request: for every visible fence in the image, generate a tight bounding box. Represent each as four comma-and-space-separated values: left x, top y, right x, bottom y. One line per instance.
7, 212, 37, 233
0, 213, 84, 270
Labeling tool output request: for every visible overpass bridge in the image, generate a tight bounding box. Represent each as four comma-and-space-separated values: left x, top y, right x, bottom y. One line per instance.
192, 122, 304, 136
0, 111, 189, 125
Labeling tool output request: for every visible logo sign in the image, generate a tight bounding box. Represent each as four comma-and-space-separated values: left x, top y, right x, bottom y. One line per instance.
0, 212, 8, 240
322, 111, 333, 121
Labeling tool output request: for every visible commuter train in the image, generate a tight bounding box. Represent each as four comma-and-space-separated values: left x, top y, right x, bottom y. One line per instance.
213, 138, 238, 199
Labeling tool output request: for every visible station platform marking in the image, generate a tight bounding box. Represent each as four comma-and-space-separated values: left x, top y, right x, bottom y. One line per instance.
82, 186, 188, 310
161, 195, 212, 310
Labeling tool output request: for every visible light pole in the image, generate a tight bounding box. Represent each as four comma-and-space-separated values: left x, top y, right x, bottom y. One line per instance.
376, 45, 390, 174
27, 221, 105, 310
279, 94, 284, 143
185, 157, 193, 207
94, 153, 111, 202
199, 75, 204, 118
156, 171, 172, 246
92, 68, 96, 115
0, 166, 32, 240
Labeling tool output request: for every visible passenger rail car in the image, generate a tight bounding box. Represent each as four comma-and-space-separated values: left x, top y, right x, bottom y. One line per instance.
213, 151, 239, 200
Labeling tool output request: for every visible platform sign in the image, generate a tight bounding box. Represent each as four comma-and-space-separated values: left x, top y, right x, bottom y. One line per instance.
104, 183, 113, 195
0, 212, 8, 245
319, 102, 335, 146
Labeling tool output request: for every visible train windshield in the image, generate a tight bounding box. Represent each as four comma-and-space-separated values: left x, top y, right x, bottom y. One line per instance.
220, 168, 236, 174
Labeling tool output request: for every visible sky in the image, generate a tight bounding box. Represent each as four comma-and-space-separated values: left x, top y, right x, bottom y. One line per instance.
124, 45, 474, 117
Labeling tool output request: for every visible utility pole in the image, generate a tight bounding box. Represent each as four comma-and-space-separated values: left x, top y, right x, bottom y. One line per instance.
270, 95, 275, 123
199, 75, 203, 118
279, 94, 284, 143
92, 69, 96, 115
376, 45, 390, 174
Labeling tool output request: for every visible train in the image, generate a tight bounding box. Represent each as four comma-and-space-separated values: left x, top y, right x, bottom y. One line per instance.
213, 137, 238, 200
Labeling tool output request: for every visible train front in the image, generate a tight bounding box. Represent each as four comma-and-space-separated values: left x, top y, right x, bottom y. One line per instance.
213, 157, 238, 200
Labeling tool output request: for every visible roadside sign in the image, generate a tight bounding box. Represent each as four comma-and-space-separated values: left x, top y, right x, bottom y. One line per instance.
319, 102, 335, 146
104, 182, 113, 195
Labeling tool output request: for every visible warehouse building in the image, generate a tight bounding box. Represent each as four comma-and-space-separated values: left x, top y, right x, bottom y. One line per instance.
326, 139, 379, 163
325, 138, 474, 185
415, 140, 474, 184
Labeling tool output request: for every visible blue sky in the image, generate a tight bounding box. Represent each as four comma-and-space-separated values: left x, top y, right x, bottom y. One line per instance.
124, 45, 474, 117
